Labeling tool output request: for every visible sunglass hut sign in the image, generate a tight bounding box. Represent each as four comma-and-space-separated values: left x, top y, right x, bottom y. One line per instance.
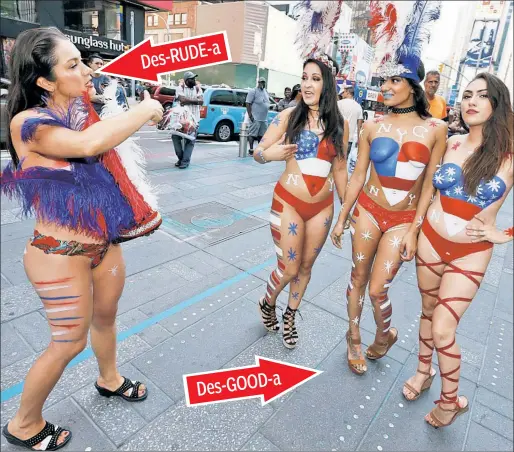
65, 33, 125, 53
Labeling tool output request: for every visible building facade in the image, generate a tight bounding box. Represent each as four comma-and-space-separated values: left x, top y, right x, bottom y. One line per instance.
0, 0, 168, 78
181, 1, 304, 94
144, 0, 197, 44
345, 0, 372, 45
445, 0, 513, 105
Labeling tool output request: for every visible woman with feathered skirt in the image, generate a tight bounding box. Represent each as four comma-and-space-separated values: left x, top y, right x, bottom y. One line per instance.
1, 27, 163, 450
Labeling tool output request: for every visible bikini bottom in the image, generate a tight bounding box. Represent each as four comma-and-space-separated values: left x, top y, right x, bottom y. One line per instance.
356, 191, 416, 233
420, 220, 493, 264
274, 182, 333, 222
416, 219, 493, 324
31, 230, 110, 269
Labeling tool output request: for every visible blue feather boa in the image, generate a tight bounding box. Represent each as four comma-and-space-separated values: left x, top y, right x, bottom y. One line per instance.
1, 158, 135, 241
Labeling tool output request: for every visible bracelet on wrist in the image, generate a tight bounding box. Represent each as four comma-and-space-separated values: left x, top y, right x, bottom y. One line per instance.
256, 147, 268, 164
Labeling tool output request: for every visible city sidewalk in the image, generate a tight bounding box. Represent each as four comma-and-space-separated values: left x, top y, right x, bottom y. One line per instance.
1, 130, 512, 451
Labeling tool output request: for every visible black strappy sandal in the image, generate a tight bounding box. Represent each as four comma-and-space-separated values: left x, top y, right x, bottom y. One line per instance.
2, 421, 72, 451
94, 377, 148, 402
258, 296, 280, 332
282, 306, 301, 349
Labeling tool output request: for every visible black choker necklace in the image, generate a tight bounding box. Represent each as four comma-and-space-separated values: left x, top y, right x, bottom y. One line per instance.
390, 105, 416, 114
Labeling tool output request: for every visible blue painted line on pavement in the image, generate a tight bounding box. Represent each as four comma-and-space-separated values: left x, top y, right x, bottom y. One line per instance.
0, 258, 274, 403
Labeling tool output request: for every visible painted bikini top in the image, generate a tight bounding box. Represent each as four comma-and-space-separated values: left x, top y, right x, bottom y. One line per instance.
0, 98, 136, 241
369, 137, 430, 206
293, 129, 337, 197
433, 162, 506, 236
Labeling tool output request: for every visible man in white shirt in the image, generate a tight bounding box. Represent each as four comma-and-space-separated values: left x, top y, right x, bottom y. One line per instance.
337, 86, 363, 229
337, 86, 363, 169
246, 77, 270, 155
173, 71, 203, 169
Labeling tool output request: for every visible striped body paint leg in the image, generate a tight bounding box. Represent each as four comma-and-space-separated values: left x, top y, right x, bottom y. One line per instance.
259, 194, 304, 332
367, 224, 412, 358
345, 203, 382, 372
8, 245, 94, 449
35, 278, 89, 342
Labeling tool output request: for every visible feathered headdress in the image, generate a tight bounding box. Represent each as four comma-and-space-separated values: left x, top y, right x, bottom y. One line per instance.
294, 0, 344, 74
369, 0, 441, 82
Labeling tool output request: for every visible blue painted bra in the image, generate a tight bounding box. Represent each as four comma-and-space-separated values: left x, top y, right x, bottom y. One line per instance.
433, 162, 506, 210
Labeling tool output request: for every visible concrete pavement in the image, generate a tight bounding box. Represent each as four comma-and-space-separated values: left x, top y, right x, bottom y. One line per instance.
1, 127, 513, 451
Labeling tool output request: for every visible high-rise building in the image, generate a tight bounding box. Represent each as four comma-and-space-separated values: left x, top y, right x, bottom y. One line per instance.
493, 0, 513, 103
448, 1, 509, 104
346, 0, 372, 45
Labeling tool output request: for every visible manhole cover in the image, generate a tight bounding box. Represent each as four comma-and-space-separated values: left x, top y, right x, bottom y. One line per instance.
162, 201, 267, 246
191, 213, 234, 229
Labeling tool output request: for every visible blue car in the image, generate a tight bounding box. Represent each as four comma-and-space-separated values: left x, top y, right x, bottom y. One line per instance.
198, 88, 278, 142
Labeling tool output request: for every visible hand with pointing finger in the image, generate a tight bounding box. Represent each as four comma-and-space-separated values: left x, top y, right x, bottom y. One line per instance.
263, 134, 298, 162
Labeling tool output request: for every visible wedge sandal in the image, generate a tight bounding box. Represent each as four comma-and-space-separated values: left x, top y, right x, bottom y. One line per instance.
365, 328, 398, 360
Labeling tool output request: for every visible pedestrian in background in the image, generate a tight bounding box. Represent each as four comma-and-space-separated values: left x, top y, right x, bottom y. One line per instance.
337, 85, 364, 229
424, 70, 447, 119
87, 54, 109, 116
288, 83, 302, 108
277, 87, 292, 111
173, 71, 203, 169
246, 76, 270, 155
337, 86, 363, 166
135, 80, 143, 98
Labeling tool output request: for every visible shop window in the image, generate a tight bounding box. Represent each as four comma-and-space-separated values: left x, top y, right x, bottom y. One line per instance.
181, 13, 187, 25
0, 0, 38, 23
64, 0, 124, 41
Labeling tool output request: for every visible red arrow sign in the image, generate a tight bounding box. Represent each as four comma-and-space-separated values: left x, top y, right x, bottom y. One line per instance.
183, 356, 322, 406
98, 32, 231, 83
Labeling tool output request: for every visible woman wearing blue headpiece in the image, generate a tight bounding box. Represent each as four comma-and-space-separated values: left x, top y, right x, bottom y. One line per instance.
330, 1, 447, 375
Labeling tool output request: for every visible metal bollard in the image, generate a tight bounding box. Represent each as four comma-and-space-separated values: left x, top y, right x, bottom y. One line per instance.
238, 122, 249, 158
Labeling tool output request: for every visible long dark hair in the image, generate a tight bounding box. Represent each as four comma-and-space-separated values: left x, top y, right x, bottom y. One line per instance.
405, 61, 431, 119
285, 58, 345, 158
462, 72, 514, 194
6, 27, 66, 166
